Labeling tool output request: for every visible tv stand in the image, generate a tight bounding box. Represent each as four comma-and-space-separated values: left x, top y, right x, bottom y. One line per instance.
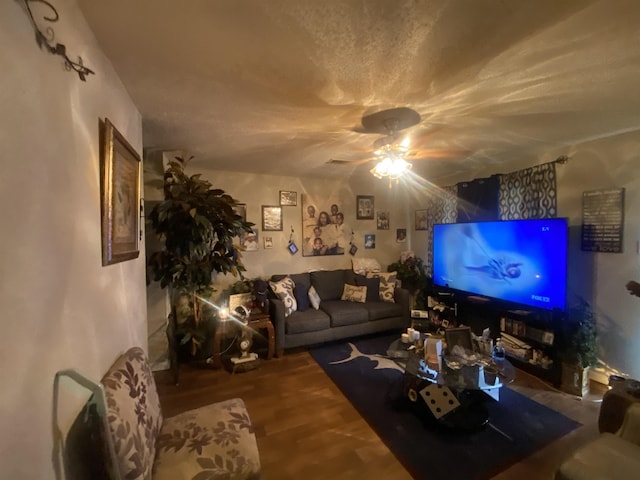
425, 289, 562, 386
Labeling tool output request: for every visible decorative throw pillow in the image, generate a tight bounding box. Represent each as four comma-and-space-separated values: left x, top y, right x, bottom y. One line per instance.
341, 284, 367, 303
355, 275, 381, 302
352, 257, 382, 276
308, 285, 321, 310
269, 276, 297, 317
366, 271, 397, 303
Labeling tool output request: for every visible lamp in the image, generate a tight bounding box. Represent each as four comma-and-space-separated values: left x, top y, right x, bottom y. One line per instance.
370, 141, 413, 187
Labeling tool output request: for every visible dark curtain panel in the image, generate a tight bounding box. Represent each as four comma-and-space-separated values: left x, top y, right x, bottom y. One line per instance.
456, 175, 500, 222
425, 185, 457, 275
499, 163, 557, 219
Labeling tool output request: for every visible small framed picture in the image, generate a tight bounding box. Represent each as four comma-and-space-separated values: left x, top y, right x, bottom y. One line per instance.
376, 211, 390, 230
396, 228, 407, 243
263, 236, 273, 249
262, 205, 283, 231
288, 241, 299, 255
279, 190, 297, 206
415, 209, 428, 230
349, 244, 358, 256
233, 203, 247, 221
356, 195, 375, 220
240, 228, 259, 251
364, 234, 375, 249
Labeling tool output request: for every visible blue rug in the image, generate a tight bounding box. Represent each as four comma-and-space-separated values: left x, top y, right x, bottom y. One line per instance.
310, 332, 581, 480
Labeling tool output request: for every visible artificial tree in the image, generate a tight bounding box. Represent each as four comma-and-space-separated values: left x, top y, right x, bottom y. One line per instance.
559, 297, 598, 396
146, 156, 254, 356
387, 255, 430, 310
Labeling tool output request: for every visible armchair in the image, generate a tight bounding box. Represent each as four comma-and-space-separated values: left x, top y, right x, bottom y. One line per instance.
555, 402, 640, 480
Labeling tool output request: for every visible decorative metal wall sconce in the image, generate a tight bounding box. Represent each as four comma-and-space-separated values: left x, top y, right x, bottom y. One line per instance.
23, 0, 95, 81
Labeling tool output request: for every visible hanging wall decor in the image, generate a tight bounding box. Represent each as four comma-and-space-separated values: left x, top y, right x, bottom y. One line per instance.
100, 118, 141, 265
23, 0, 95, 81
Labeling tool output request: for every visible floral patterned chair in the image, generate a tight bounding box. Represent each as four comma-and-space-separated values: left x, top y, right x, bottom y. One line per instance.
101, 347, 261, 480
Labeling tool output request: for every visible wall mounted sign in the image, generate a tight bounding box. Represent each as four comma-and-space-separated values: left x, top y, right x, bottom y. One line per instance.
581, 187, 625, 253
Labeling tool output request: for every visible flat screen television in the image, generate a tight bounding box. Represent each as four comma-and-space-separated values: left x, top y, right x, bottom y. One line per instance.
432, 218, 568, 311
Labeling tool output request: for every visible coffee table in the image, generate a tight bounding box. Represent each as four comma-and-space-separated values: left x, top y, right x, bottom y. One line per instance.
388, 336, 515, 432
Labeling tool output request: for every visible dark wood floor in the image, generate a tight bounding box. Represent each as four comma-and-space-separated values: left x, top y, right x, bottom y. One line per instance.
155, 348, 607, 480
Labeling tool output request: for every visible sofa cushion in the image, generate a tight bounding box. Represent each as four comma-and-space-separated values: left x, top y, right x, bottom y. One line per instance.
101, 347, 163, 480
367, 271, 397, 303
269, 276, 297, 316
310, 270, 346, 301
363, 300, 405, 321
320, 300, 369, 327
286, 309, 331, 334
341, 284, 367, 303
155, 398, 261, 480
354, 275, 381, 302
292, 274, 311, 312
308, 285, 321, 310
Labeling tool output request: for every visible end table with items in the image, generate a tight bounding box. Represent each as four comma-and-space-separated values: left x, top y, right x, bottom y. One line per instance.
212, 312, 275, 369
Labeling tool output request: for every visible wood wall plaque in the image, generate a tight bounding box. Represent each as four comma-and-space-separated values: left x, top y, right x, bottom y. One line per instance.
581, 188, 625, 253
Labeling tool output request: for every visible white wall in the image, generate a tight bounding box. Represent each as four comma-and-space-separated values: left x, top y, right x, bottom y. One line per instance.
0, 1, 147, 478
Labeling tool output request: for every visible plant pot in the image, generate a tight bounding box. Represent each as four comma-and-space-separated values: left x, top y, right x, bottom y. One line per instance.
561, 363, 590, 397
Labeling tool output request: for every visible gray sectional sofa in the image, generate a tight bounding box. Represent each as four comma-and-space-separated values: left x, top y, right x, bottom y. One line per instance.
269, 269, 410, 355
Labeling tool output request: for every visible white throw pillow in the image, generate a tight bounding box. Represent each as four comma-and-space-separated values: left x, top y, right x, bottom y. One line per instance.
269, 276, 297, 317
308, 285, 321, 310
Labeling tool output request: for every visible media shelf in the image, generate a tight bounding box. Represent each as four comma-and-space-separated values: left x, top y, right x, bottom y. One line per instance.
425, 288, 563, 386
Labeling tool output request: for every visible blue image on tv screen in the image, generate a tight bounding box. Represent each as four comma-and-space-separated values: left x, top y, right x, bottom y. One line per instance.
432, 218, 568, 311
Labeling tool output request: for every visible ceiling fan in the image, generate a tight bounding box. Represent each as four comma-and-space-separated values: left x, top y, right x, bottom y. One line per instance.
329, 107, 465, 185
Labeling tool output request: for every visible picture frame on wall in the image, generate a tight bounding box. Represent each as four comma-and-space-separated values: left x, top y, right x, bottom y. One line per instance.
357, 195, 375, 219
415, 209, 428, 230
262, 205, 283, 231
100, 118, 141, 266
376, 211, 390, 230
279, 190, 297, 206
396, 228, 407, 243
240, 228, 259, 251
364, 234, 376, 249
233, 203, 247, 221
263, 236, 273, 249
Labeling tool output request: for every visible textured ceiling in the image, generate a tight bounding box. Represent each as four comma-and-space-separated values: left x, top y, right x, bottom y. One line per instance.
77, 0, 640, 184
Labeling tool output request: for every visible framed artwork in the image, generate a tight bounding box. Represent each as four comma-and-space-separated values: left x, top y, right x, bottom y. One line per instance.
396, 228, 407, 243
364, 234, 376, 249
262, 205, 283, 231
301, 195, 349, 256
263, 236, 273, 249
233, 203, 247, 221
100, 118, 141, 266
445, 327, 474, 354
415, 209, 428, 230
356, 195, 375, 219
279, 190, 297, 206
229, 293, 253, 313
376, 211, 390, 230
240, 228, 258, 251
288, 242, 299, 255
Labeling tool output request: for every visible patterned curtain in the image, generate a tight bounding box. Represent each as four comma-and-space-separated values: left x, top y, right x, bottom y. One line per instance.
425, 184, 457, 275
499, 163, 557, 219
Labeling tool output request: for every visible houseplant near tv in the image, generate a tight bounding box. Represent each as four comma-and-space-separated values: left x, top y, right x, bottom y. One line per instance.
387, 254, 429, 309
146, 156, 253, 358
559, 297, 598, 396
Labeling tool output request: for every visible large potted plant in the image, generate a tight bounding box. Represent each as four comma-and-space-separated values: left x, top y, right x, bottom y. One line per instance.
146, 156, 253, 358
559, 297, 598, 396
387, 254, 429, 309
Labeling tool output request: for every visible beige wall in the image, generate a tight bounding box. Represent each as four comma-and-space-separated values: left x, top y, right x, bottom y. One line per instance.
0, 1, 147, 478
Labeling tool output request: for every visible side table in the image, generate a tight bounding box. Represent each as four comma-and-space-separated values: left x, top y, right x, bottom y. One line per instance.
212, 313, 275, 369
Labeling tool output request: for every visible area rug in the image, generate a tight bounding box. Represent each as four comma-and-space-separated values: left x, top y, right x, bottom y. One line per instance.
310, 332, 581, 480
